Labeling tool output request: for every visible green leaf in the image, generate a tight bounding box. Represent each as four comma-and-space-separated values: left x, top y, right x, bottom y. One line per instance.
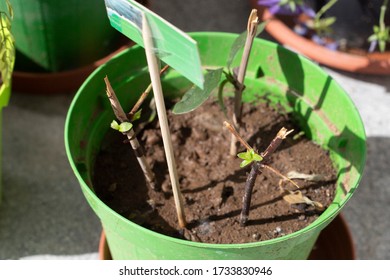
252, 153, 263, 162
289, 2, 296, 12
119, 122, 133, 133
237, 151, 251, 160
257, 21, 267, 36
110, 120, 133, 133
172, 68, 223, 114
368, 34, 378, 42
227, 31, 247, 70
110, 120, 120, 131
147, 98, 157, 124
237, 149, 263, 168
131, 109, 142, 121
240, 159, 252, 168
226, 23, 265, 71
319, 17, 336, 28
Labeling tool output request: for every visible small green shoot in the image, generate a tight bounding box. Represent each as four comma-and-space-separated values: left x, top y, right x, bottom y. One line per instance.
308, 0, 338, 35
279, 0, 305, 13
368, 0, 389, 53
237, 149, 263, 168
368, 25, 390, 52
308, 16, 336, 35
131, 109, 142, 122
110, 120, 133, 133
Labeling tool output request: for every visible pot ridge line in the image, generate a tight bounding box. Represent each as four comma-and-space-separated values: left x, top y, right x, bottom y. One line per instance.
263, 77, 340, 135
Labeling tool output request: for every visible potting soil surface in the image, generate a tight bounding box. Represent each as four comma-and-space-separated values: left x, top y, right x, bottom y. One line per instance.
93, 98, 337, 244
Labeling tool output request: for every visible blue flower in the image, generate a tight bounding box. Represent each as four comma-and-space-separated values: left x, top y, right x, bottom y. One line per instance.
368, 40, 378, 53
258, 0, 316, 18
311, 34, 339, 51
293, 22, 309, 36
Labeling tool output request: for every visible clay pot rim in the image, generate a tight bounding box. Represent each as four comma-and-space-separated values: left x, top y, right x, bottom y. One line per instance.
11, 44, 131, 95
255, 4, 390, 75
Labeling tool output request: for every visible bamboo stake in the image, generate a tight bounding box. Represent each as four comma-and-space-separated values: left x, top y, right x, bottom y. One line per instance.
104, 76, 156, 189
230, 9, 259, 156
142, 14, 186, 228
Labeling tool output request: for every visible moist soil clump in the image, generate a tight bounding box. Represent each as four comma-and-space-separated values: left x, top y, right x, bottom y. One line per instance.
93, 98, 337, 244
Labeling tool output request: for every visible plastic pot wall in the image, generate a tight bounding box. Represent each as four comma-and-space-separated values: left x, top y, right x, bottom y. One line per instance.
9, 0, 123, 73
65, 32, 366, 259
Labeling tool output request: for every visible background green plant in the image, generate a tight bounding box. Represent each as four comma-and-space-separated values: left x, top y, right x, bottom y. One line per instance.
0, 0, 14, 86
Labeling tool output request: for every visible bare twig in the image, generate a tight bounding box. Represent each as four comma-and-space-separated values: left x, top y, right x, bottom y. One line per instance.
224, 123, 295, 226
262, 164, 300, 190
224, 121, 253, 151
261, 128, 294, 160
104, 76, 156, 190
105, 76, 128, 122
242, 128, 294, 226
241, 127, 293, 226
240, 161, 261, 226
128, 65, 169, 120
230, 9, 259, 156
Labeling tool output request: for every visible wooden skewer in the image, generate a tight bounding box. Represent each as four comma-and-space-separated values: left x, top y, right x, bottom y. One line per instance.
142, 14, 186, 228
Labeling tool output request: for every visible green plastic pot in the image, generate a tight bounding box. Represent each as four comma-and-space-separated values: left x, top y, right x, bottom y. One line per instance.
0, 83, 11, 204
65, 32, 366, 259
9, 0, 123, 73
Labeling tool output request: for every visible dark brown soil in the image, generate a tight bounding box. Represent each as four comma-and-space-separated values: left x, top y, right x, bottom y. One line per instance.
93, 98, 337, 244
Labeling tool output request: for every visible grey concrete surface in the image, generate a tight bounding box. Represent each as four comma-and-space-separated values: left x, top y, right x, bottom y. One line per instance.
0, 0, 389, 260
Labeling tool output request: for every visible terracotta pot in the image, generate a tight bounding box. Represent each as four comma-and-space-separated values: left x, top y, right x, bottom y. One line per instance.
307, 214, 356, 260
98, 214, 356, 260
250, 0, 390, 75
12, 44, 131, 94
11, 0, 149, 94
